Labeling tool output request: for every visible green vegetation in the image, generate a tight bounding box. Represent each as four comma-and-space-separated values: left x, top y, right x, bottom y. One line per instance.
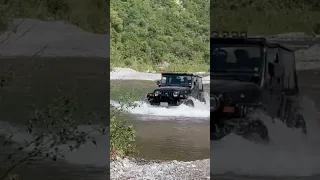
110, 117, 136, 157
211, 0, 320, 35
0, 0, 109, 34
110, 82, 142, 157
111, 0, 210, 72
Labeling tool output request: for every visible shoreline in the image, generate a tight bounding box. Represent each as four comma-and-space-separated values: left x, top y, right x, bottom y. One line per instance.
110, 155, 210, 180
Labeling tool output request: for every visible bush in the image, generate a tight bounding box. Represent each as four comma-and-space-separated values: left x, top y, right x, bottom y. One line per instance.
110, 82, 141, 158
110, 0, 210, 72
110, 117, 136, 157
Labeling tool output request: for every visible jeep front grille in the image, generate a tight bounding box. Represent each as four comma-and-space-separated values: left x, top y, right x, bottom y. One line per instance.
160, 91, 174, 97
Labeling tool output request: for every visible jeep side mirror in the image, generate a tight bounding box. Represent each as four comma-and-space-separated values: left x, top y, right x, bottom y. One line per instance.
156, 80, 161, 87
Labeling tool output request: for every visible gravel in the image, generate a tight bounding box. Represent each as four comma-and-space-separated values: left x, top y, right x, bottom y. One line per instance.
110, 156, 210, 180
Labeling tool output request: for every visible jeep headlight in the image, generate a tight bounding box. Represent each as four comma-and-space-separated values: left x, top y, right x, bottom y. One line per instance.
173, 91, 179, 97
154, 91, 160, 96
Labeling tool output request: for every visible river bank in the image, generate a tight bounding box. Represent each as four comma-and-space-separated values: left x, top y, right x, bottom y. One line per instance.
110, 156, 210, 180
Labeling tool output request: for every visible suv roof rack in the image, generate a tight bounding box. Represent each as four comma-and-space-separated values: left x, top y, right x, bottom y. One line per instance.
161, 72, 194, 76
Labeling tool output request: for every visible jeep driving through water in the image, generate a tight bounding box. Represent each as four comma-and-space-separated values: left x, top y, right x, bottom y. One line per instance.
145, 73, 206, 107
210, 31, 306, 143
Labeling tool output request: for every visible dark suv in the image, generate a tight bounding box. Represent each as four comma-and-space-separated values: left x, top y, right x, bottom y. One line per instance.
146, 73, 206, 107
210, 31, 306, 143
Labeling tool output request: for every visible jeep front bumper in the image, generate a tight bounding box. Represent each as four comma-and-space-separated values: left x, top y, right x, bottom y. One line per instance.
146, 92, 187, 106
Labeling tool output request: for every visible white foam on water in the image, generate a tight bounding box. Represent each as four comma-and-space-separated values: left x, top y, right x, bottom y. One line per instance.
0, 121, 108, 167
211, 96, 320, 177
110, 93, 210, 118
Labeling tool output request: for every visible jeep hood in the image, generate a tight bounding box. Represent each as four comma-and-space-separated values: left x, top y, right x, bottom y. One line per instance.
154, 86, 191, 91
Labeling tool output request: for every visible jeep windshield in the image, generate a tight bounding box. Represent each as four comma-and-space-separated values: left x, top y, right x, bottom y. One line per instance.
161, 75, 192, 86
211, 44, 263, 83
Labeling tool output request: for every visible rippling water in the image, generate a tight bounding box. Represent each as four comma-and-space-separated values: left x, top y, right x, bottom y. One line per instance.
110, 81, 210, 161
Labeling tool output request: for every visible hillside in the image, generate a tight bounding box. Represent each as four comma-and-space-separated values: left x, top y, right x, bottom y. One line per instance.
211, 0, 320, 35
110, 0, 210, 72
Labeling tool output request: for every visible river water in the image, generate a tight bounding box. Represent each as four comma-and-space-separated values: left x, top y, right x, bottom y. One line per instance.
110, 80, 210, 161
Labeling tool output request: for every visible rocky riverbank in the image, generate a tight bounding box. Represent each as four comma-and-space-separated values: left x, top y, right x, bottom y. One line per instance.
110, 156, 210, 180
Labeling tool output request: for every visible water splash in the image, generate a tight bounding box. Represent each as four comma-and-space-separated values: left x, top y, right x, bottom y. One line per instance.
110, 93, 210, 118
211, 96, 320, 177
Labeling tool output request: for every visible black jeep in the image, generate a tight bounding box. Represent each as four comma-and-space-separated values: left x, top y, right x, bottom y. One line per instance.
145, 72, 206, 107
210, 31, 306, 143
